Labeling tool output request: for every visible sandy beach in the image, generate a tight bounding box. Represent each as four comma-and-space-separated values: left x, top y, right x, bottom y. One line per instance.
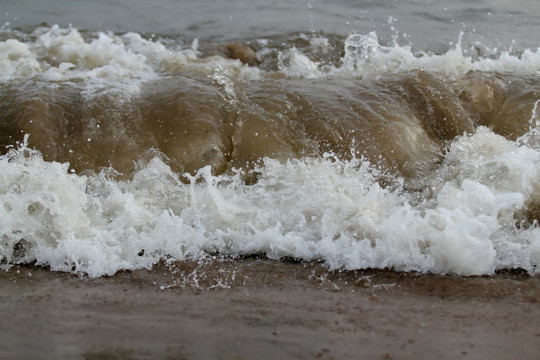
1, 259, 539, 360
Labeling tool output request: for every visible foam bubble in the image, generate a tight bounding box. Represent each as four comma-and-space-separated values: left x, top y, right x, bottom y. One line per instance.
277, 32, 540, 80
1, 126, 539, 277
0, 25, 259, 89
0, 39, 41, 81
3, 25, 540, 86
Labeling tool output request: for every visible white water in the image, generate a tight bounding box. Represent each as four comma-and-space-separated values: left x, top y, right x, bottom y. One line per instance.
1, 126, 539, 277
2, 26, 540, 86
278, 31, 540, 79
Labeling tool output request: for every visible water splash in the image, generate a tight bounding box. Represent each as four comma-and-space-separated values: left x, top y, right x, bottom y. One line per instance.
517, 99, 540, 149
307, 0, 316, 33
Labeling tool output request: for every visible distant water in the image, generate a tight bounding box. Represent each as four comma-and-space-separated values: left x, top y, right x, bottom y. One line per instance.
3, 0, 540, 52
1, 0, 539, 277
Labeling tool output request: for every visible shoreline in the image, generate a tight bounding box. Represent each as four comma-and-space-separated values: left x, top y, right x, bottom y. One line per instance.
1, 259, 539, 359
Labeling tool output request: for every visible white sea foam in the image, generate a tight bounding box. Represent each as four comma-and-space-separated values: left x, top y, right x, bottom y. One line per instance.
1, 25, 540, 86
1, 126, 539, 277
278, 32, 540, 79
0, 25, 259, 102
0, 39, 41, 81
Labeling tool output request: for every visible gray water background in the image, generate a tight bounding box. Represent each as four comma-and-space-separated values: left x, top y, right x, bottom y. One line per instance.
2, 0, 540, 53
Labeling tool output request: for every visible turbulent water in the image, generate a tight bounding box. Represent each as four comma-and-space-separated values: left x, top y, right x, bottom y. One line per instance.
1, 0, 540, 277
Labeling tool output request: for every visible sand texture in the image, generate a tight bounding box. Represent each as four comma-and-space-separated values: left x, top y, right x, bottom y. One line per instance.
1, 259, 539, 359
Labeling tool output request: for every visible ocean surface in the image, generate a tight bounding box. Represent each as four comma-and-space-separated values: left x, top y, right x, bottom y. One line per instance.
1, 0, 540, 277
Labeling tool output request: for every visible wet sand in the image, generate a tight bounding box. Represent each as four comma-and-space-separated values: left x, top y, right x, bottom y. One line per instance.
1, 259, 539, 360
